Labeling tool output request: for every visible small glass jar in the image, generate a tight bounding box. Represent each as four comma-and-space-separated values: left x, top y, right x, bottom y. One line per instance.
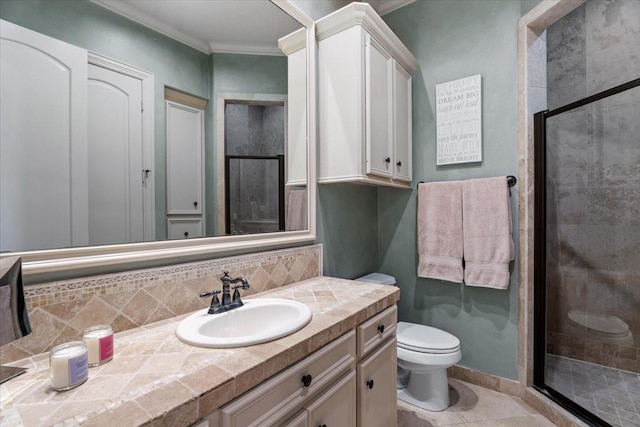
82, 325, 114, 367
50, 341, 89, 391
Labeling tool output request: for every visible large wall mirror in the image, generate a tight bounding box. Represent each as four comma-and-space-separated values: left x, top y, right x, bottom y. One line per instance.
0, 0, 315, 279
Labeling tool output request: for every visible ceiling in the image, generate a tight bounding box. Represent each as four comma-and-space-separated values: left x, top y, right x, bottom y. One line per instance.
92, 0, 303, 55
92, 0, 415, 56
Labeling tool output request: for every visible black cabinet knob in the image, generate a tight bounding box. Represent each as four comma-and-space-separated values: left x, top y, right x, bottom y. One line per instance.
301, 374, 312, 387
184, 231, 189, 237
193, 201, 198, 207
377, 324, 385, 334
396, 161, 402, 167
384, 157, 391, 163
367, 379, 374, 389
319, 424, 327, 427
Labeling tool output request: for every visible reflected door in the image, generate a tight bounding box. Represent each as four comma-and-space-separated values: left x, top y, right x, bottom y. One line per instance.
88, 64, 144, 246
0, 19, 88, 252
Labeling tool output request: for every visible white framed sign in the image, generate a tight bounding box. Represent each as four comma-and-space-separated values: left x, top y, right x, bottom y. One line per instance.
436, 74, 482, 165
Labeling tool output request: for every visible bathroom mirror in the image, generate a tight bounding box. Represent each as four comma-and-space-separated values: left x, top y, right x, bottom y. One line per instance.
0, 0, 316, 279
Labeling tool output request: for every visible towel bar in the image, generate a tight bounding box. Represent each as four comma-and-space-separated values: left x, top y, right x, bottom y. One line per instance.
417, 175, 517, 188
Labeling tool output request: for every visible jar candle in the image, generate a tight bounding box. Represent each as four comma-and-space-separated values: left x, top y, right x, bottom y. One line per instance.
82, 325, 114, 366
50, 341, 89, 391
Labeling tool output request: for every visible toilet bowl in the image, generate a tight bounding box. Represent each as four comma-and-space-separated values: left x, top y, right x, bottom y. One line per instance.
567, 309, 634, 346
356, 273, 462, 412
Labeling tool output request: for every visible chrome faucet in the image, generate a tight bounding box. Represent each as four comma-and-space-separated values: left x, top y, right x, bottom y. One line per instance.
199, 271, 250, 314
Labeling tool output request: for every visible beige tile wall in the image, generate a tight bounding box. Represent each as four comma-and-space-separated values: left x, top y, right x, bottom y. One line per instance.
0, 245, 322, 365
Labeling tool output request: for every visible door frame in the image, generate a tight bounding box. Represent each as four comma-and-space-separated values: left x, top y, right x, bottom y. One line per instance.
88, 52, 155, 241
216, 92, 288, 235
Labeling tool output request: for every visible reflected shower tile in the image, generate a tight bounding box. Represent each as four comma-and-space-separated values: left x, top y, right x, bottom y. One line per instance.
547, 3, 586, 62
585, 0, 640, 53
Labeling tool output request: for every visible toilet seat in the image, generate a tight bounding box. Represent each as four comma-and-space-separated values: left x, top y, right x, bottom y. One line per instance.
397, 322, 461, 354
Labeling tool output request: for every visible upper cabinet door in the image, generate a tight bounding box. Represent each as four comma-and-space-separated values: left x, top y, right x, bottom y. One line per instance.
365, 34, 394, 179
0, 19, 88, 252
393, 63, 412, 182
166, 101, 204, 215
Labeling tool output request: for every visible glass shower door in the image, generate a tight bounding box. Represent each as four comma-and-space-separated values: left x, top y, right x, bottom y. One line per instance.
534, 79, 640, 427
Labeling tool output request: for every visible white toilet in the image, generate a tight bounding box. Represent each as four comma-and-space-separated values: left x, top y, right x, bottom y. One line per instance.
357, 273, 462, 412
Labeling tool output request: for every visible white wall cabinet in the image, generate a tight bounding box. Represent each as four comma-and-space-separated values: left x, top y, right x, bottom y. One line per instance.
316, 3, 417, 189
279, 28, 307, 187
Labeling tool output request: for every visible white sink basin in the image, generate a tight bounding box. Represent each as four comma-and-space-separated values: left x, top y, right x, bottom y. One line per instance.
176, 298, 313, 348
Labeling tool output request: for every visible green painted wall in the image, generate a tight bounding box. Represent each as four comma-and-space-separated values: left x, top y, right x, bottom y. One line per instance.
376, 0, 540, 379
317, 184, 379, 279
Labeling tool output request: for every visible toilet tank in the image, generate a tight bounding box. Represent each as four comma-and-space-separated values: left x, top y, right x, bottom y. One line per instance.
356, 273, 396, 286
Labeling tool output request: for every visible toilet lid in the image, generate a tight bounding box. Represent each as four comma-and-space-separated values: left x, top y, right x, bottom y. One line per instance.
397, 322, 460, 354
567, 310, 630, 336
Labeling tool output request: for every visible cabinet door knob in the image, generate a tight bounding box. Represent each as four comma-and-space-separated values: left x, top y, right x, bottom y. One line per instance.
301, 374, 312, 387
384, 157, 391, 163
319, 424, 327, 427
377, 324, 385, 334
193, 201, 198, 207
184, 231, 189, 237
366, 379, 374, 389
396, 161, 402, 167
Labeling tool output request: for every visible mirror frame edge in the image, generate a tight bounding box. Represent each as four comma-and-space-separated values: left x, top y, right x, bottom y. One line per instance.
5, 0, 317, 281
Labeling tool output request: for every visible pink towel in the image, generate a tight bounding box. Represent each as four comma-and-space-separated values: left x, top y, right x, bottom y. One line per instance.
417, 181, 464, 283
462, 177, 514, 289
286, 188, 307, 231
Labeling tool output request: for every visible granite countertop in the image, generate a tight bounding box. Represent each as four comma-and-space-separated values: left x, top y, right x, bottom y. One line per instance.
0, 277, 399, 427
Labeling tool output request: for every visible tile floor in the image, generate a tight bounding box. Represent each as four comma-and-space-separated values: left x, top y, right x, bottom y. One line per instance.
546, 354, 640, 427
397, 378, 555, 426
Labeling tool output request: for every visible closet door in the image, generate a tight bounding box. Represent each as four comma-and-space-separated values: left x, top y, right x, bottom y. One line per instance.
166, 101, 204, 215
0, 19, 88, 251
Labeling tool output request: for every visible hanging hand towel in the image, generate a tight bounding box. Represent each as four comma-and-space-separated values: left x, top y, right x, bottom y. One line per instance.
286, 188, 308, 231
417, 181, 464, 283
462, 177, 514, 289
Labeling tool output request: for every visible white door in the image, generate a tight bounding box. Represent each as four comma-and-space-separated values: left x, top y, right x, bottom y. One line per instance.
88, 63, 144, 245
0, 19, 88, 252
365, 34, 393, 179
166, 101, 204, 215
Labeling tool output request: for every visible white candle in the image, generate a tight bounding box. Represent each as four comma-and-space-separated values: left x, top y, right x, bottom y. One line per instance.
49, 342, 88, 391
82, 325, 114, 366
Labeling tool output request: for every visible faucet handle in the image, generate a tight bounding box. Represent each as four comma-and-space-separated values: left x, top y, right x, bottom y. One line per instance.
199, 290, 221, 298
231, 282, 250, 305
200, 290, 222, 314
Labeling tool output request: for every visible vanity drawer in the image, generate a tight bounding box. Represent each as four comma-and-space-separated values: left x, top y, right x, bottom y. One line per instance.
356, 305, 397, 358
220, 330, 356, 427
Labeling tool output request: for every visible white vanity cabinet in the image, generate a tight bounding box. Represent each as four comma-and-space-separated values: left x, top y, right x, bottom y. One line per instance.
316, 3, 417, 189
356, 305, 398, 427
205, 305, 398, 427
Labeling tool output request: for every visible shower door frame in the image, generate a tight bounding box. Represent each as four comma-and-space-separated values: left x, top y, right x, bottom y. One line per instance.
533, 77, 640, 427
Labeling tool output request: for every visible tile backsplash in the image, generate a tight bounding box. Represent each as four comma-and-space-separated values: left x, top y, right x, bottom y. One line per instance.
0, 245, 322, 365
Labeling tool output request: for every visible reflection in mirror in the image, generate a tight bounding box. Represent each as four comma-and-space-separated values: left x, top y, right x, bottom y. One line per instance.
0, 0, 307, 255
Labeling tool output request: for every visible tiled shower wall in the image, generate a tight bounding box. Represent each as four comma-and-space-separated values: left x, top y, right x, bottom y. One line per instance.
0, 244, 322, 365
545, 0, 640, 372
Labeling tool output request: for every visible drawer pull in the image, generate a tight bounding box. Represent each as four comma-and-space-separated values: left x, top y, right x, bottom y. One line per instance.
377, 324, 385, 334
301, 374, 313, 388
366, 379, 374, 389
319, 425, 327, 427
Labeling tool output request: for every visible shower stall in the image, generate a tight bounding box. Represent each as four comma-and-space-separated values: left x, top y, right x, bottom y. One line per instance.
534, 78, 640, 426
